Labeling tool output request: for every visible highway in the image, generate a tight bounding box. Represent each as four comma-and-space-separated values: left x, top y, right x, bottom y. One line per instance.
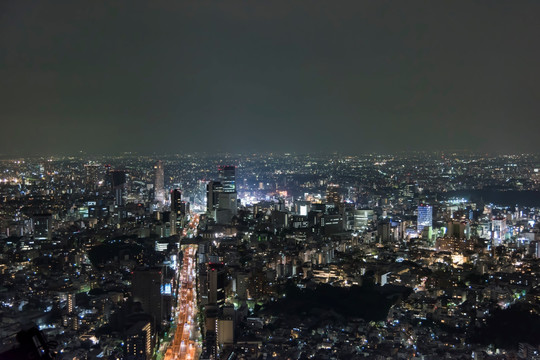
163, 214, 201, 360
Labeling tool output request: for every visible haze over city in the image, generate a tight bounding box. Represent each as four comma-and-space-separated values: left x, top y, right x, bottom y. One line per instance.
1, 2, 540, 360
2, 1, 540, 155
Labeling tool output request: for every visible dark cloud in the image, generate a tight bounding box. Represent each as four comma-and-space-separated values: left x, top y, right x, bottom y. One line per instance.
1, 0, 539, 155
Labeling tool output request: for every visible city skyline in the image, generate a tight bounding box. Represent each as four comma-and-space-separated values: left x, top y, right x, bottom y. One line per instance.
2, 1, 540, 155
1, 1, 540, 358
0, 152, 539, 358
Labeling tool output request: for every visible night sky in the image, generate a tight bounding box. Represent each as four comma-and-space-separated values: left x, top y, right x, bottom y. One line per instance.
1, 1, 539, 156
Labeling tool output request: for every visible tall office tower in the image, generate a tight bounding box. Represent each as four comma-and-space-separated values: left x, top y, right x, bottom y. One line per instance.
180, 201, 190, 217
169, 189, 182, 235
195, 179, 208, 206
377, 220, 391, 243
110, 170, 127, 206
218, 165, 236, 193
33, 213, 52, 241
154, 160, 165, 203
353, 209, 374, 231
132, 267, 164, 330
326, 184, 341, 206
217, 165, 238, 223
417, 204, 433, 232
67, 293, 76, 314
235, 272, 249, 301
208, 263, 226, 308
170, 189, 182, 218
84, 163, 102, 192
207, 181, 223, 213
125, 320, 153, 360
492, 216, 507, 246
341, 203, 355, 231
447, 220, 470, 239
530, 241, 540, 258
104, 164, 112, 188
217, 192, 237, 223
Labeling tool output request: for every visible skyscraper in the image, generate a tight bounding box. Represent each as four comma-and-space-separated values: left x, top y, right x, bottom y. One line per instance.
377, 220, 391, 243
84, 163, 103, 192
110, 170, 127, 206
417, 204, 433, 232
125, 320, 153, 360
132, 267, 164, 330
33, 213, 52, 241
67, 293, 75, 314
170, 189, 182, 235
208, 263, 226, 308
154, 160, 165, 204
326, 184, 341, 206
217, 192, 237, 223
207, 181, 223, 213
170, 189, 182, 218
492, 216, 507, 246
218, 165, 236, 193
207, 166, 238, 224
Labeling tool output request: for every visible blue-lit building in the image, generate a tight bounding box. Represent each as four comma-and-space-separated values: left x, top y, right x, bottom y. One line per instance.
417, 205, 433, 232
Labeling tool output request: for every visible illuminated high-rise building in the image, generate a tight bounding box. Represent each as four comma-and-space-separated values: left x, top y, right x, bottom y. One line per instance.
33, 213, 52, 241
417, 204, 433, 232
447, 220, 470, 239
530, 241, 540, 258
170, 189, 182, 218
492, 216, 507, 246
326, 184, 341, 205
219, 165, 236, 193
84, 163, 102, 192
110, 170, 127, 206
217, 192, 237, 223
208, 263, 226, 308
207, 166, 238, 223
207, 181, 223, 213
169, 189, 182, 235
154, 160, 165, 203
67, 293, 76, 314
180, 201, 190, 216
377, 220, 391, 243
125, 320, 153, 360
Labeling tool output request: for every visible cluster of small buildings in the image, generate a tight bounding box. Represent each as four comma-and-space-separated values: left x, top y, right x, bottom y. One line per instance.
0, 152, 539, 359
